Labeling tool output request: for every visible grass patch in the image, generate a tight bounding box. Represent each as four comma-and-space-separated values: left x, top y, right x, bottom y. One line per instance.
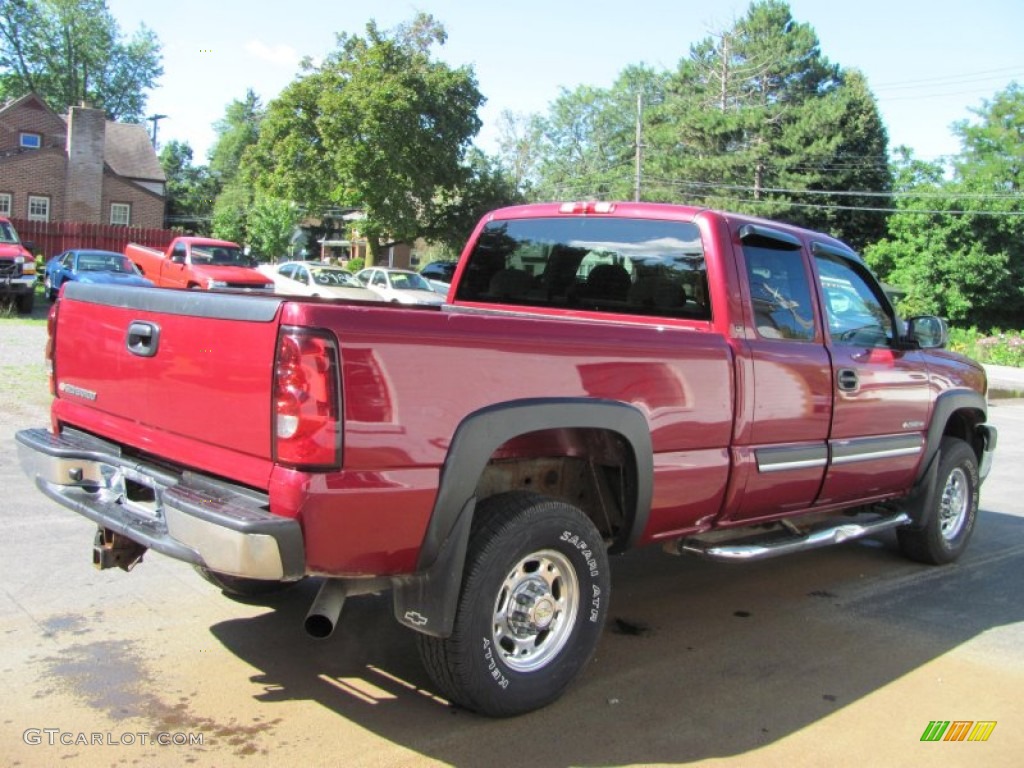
0, 282, 48, 322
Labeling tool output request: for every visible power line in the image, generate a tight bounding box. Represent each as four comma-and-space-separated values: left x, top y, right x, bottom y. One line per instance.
871, 66, 1024, 90
648, 177, 1024, 201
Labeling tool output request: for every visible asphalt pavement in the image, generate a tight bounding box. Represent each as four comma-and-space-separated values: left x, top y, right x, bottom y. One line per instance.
0, 325, 1021, 767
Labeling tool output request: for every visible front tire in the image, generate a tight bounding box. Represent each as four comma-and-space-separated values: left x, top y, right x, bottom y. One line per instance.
16, 291, 34, 314
897, 437, 979, 565
418, 492, 610, 717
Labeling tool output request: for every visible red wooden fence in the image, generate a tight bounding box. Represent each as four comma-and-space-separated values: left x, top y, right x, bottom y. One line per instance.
10, 218, 177, 259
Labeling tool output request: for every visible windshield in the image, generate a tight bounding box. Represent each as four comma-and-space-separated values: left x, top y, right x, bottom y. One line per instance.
191, 245, 247, 266
311, 267, 362, 288
0, 221, 20, 244
390, 271, 432, 291
77, 253, 139, 273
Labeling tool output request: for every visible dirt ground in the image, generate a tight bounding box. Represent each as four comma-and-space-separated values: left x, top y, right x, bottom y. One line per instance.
1, 319, 1022, 767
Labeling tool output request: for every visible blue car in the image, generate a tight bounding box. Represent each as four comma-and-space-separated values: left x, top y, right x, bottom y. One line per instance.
44, 249, 153, 300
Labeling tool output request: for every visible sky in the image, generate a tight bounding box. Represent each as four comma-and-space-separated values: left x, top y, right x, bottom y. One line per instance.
105, 0, 1024, 167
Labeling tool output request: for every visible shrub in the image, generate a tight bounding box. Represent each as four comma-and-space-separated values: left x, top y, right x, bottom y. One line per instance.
948, 328, 1024, 367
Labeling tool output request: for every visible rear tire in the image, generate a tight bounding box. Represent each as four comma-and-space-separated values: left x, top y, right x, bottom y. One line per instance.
417, 492, 610, 717
897, 437, 979, 565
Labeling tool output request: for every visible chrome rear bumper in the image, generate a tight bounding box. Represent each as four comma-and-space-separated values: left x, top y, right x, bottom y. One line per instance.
16, 427, 305, 581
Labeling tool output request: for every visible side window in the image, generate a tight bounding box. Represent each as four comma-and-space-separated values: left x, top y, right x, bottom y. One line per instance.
815, 252, 894, 348
278, 264, 296, 280
372, 271, 387, 287
172, 243, 187, 261
741, 241, 816, 341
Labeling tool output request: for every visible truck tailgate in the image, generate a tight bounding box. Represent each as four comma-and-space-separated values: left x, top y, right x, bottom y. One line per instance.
52, 283, 284, 487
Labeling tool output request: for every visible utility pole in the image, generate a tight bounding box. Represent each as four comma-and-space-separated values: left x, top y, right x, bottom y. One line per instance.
146, 114, 168, 148
634, 92, 643, 202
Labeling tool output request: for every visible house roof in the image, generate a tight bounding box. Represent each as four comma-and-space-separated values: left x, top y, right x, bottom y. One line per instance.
0, 92, 165, 182
104, 121, 165, 182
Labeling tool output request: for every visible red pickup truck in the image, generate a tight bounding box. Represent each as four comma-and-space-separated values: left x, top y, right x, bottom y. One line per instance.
126, 236, 273, 292
0, 216, 37, 313
17, 202, 997, 717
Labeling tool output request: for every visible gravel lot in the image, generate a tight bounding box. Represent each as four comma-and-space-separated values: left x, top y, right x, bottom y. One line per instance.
0, 318, 49, 420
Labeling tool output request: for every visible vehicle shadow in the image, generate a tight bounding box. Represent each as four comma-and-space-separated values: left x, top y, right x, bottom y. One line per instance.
208, 508, 1024, 766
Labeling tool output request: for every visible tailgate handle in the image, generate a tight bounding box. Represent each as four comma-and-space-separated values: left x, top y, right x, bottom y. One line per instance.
127, 321, 160, 357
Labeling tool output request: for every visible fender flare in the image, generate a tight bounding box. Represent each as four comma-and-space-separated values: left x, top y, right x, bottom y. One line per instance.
904, 388, 988, 529
916, 389, 987, 485
392, 397, 653, 636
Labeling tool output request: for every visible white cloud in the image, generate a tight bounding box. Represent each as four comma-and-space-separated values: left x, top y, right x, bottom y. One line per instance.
245, 40, 300, 68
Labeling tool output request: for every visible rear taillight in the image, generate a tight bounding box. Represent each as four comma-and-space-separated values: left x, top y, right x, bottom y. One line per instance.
273, 327, 342, 468
46, 301, 58, 395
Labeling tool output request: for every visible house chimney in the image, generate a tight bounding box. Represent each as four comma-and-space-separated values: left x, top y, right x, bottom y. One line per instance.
65, 105, 105, 223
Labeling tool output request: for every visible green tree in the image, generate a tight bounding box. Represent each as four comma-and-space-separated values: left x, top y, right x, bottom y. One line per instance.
159, 140, 216, 234
647, 0, 891, 248
865, 85, 1024, 328
0, 0, 162, 121
425, 148, 523, 252
495, 109, 544, 197
209, 88, 264, 183
208, 90, 265, 244
246, 13, 483, 264
246, 195, 301, 261
527, 65, 664, 202
211, 180, 251, 245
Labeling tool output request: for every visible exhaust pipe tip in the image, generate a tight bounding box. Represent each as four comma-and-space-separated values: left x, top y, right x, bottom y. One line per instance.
304, 579, 348, 640
304, 613, 336, 639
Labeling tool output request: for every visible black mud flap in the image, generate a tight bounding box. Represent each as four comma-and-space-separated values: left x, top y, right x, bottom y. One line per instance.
391, 499, 474, 637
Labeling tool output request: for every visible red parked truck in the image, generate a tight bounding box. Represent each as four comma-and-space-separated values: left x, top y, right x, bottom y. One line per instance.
126, 236, 273, 292
0, 216, 37, 313
17, 202, 997, 716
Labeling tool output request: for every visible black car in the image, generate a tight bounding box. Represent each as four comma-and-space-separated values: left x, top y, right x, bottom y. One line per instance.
419, 261, 457, 283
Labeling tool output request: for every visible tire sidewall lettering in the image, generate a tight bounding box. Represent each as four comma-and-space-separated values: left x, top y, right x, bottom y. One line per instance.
476, 519, 608, 695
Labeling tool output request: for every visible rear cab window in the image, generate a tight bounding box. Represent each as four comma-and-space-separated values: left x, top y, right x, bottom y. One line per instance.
454, 217, 711, 322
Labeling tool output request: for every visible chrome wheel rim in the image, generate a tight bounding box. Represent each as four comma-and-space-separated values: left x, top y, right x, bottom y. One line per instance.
492, 549, 578, 673
939, 467, 969, 541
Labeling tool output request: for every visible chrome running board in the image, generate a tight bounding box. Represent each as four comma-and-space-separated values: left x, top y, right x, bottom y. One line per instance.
669, 512, 910, 562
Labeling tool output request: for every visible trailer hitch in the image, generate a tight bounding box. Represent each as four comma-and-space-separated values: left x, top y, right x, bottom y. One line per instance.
93, 527, 147, 571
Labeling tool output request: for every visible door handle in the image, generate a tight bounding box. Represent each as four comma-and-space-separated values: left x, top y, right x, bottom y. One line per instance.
837, 368, 859, 392
126, 321, 160, 357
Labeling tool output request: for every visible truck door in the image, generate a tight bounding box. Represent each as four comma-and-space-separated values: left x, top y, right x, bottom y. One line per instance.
163, 241, 189, 289
720, 225, 832, 524
810, 243, 930, 505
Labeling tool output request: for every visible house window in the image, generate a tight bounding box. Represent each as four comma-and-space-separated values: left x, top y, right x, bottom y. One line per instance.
19, 132, 42, 149
110, 203, 131, 226
0, 193, 11, 216
27, 195, 50, 222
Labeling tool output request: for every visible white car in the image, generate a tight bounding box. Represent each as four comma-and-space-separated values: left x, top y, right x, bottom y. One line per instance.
355, 267, 446, 305
260, 262, 381, 301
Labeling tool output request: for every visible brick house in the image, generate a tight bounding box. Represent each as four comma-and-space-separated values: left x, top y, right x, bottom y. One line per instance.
0, 92, 165, 228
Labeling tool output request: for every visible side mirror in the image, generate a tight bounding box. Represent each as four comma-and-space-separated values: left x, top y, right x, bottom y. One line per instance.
21, 240, 36, 253
904, 315, 948, 349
